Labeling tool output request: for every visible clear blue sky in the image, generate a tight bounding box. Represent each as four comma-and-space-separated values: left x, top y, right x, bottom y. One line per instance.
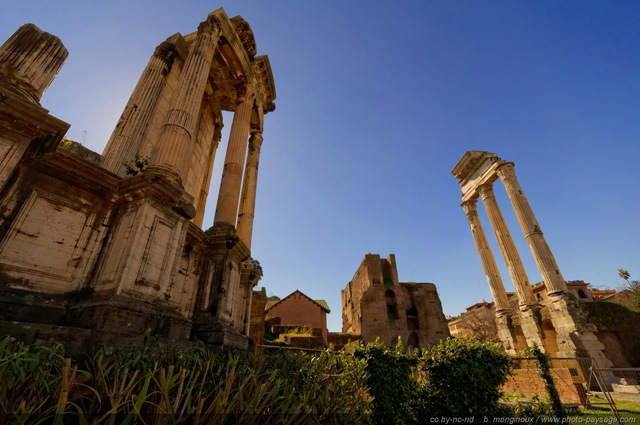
3, 1, 639, 332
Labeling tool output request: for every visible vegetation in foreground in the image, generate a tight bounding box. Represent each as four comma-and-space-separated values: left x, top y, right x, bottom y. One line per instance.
0, 335, 634, 424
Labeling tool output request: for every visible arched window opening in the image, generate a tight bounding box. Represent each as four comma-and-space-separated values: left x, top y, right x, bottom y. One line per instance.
577, 289, 587, 299
385, 290, 399, 320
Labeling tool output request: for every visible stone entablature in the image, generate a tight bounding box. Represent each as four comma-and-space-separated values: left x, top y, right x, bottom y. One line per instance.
341, 254, 449, 350
0, 9, 275, 353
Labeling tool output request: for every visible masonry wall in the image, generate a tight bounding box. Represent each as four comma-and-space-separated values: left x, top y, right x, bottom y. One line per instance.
249, 287, 267, 346
267, 292, 328, 343
0, 145, 117, 294
502, 363, 585, 405
583, 302, 640, 367
342, 254, 449, 350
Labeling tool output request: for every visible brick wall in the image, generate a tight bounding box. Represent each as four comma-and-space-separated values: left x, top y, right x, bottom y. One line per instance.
502, 366, 585, 405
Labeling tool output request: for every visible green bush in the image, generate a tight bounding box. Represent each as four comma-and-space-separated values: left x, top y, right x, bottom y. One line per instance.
353, 339, 416, 425
414, 337, 513, 419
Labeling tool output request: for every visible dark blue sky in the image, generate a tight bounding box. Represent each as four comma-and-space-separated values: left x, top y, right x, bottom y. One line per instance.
3, 1, 639, 332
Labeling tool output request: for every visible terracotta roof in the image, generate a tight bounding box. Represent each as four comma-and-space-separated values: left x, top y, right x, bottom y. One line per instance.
264, 289, 331, 313
590, 289, 617, 301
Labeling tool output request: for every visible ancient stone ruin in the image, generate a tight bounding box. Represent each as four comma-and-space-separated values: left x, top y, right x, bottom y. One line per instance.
451, 151, 612, 367
341, 254, 449, 350
0, 8, 275, 353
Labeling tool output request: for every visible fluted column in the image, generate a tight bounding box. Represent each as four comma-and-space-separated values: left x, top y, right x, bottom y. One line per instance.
213, 84, 255, 226
461, 200, 510, 311
496, 162, 568, 295
478, 184, 536, 307
236, 131, 263, 249
193, 123, 222, 227
102, 41, 177, 176
0, 24, 68, 104
149, 17, 221, 184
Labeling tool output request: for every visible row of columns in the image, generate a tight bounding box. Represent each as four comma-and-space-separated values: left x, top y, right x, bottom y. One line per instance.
462, 162, 568, 310
139, 15, 264, 245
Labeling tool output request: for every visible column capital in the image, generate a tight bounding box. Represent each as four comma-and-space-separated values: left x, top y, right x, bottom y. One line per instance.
198, 15, 221, 36
153, 41, 178, 69
461, 198, 478, 214
235, 83, 256, 105
248, 132, 263, 151
477, 184, 495, 200
496, 162, 516, 180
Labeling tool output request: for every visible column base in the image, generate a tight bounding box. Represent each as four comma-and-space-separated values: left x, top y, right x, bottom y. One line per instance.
517, 303, 546, 351
495, 310, 518, 355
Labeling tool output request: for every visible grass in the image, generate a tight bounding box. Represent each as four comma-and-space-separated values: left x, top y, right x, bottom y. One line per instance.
575, 397, 640, 420
501, 394, 640, 421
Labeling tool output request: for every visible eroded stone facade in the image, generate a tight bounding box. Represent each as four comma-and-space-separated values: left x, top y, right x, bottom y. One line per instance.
0, 9, 275, 353
341, 254, 449, 350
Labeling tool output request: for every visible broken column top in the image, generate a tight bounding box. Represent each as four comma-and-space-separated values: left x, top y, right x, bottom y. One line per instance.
0, 23, 68, 104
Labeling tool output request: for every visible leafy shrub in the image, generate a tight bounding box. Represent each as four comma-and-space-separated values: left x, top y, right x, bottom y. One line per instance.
354, 339, 415, 425
414, 337, 513, 419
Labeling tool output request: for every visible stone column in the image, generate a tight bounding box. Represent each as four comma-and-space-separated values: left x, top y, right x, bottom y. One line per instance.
0, 24, 70, 193
461, 200, 510, 312
102, 41, 177, 176
149, 17, 221, 184
213, 84, 255, 226
236, 131, 263, 249
0, 24, 68, 104
496, 163, 568, 295
477, 184, 536, 307
193, 120, 223, 227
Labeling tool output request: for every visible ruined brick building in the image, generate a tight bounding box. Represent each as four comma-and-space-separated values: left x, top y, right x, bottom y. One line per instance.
342, 254, 449, 350
0, 9, 275, 352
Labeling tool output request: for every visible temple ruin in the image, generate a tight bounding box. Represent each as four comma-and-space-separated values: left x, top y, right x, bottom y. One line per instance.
451, 151, 612, 367
0, 9, 275, 352
341, 254, 449, 350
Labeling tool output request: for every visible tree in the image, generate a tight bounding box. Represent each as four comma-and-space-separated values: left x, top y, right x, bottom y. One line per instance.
452, 304, 499, 342
618, 269, 640, 313
619, 268, 631, 283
